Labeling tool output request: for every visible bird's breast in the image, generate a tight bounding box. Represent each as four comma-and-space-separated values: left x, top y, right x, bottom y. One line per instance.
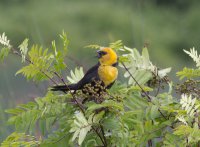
98, 65, 118, 86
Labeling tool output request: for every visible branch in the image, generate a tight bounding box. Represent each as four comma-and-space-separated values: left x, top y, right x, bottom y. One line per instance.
92, 126, 106, 146
121, 61, 168, 120
100, 125, 107, 146
53, 67, 106, 146
121, 62, 151, 101
11, 47, 106, 146
12, 48, 58, 86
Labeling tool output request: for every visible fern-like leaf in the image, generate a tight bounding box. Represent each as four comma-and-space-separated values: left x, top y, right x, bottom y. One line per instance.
184, 48, 200, 67
6, 101, 40, 132
176, 67, 200, 80
120, 47, 171, 85
174, 125, 200, 144
176, 115, 188, 125
0, 47, 10, 61
85, 44, 101, 49
0, 33, 11, 61
69, 111, 92, 145
59, 30, 69, 55
180, 94, 199, 117
109, 40, 123, 50
18, 38, 29, 63
67, 67, 84, 83
16, 45, 54, 81
0, 32, 11, 48
1, 132, 39, 147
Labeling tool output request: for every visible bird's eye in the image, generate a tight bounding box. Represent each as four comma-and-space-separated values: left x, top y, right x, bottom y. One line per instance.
97, 50, 107, 58
100, 51, 107, 56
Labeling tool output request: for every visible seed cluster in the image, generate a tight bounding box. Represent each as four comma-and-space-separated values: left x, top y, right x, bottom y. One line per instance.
81, 80, 107, 103
176, 79, 200, 97
148, 75, 170, 89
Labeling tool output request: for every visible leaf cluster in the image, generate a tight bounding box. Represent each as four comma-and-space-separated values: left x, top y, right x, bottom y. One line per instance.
1, 33, 200, 147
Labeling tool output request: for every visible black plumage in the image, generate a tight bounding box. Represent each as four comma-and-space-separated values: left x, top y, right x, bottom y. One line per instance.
51, 48, 118, 93
51, 63, 101, 92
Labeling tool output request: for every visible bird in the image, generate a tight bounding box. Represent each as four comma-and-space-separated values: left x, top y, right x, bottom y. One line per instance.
51, 47, 118, 94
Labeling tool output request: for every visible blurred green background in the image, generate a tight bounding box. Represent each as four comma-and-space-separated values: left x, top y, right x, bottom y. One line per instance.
0, 0, 200, 141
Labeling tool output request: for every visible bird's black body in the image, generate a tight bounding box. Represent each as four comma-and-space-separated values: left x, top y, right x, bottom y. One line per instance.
52, 63, 101, 92
51, 63, 116, 92
51, 48, 118, 93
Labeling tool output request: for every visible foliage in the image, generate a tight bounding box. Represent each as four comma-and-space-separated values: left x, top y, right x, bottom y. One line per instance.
18, 38, 29, 63
0, 33, 11, 61
0, 32, 200, 147
119, 46, 171, 85
184, 48, 200, 68
0, 33, 11, 48
1, 132, 39, 147
176, 67, 200, 79
67, 67, 84, 84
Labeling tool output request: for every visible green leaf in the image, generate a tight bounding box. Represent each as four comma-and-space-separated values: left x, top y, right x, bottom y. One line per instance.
176, 67, 200, 79
0, 47, 10, 61
16, 45, 54, 81
18, 38, 29, 63
85, 44, 101, 49
103, 115, 121, 130
52, 31, 69, 73
0, 32, 12, 48
163, 132, 186, 147
59, 30, 69, 55
1, 132, 39, 147
180, 94, 199, 117
109, 40, 123, 50
87, 100, 124, 112
120, 47, 154, 85
70, 112, 92, 145
78, 128, 89, 145
128, 85, 153, 92
120, 47, 171, 86
92, 111, 105, 123
158, 67, 171, 78
67, 67, 84, 83
184, 48, 200, 67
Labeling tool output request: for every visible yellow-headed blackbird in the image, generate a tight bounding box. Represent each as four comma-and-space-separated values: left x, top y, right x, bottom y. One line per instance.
51, 47, 118, 92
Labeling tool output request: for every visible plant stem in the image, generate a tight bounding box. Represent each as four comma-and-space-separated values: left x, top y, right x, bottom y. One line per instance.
100, 125, 107, 146
148, 139, 152, 147
121, 61, 168, 120
121, 62, 151, 101
53, 69, 106, 146
12, 48, 58, 85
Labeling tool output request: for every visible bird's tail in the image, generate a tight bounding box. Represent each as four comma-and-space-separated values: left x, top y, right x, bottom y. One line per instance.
51, 84, 77, 92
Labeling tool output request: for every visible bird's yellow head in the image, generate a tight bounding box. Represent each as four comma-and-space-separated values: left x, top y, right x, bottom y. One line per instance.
97, 47, 118, 66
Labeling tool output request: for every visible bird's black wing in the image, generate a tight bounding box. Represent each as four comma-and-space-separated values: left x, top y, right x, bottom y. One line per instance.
51, 63, 100, 92
75, 63, 100, 89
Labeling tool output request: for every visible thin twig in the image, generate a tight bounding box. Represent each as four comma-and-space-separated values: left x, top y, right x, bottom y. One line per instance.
121, 62, 151, 101
155, 80, 161, 97
53, 68, 106, 146
53, 134, 68, 144
12, 48, 58, 85
11, 47, 106, 146
100, 125, 107, 146
53, 71, 85, 113
148, 139, 152, 147
92, 126, 106, 146
121, 61, 168, 120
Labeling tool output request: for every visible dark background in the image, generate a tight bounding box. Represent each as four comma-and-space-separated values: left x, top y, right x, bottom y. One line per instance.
0, 0, 200, 141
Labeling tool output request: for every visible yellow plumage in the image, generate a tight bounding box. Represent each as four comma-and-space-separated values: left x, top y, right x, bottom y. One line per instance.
52, 47, 118, 92
98, 65, 118, 86
97, 47, 118, 86
98, 48, 118, 66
